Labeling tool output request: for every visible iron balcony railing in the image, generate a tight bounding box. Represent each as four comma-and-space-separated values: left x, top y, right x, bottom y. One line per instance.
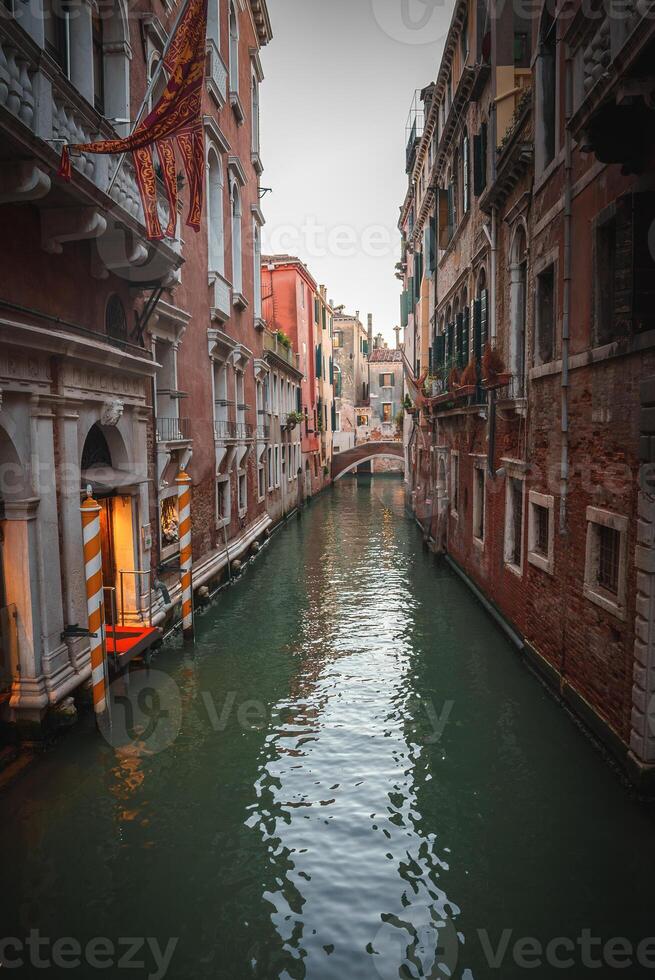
257, 422, 271, 441
156, 417, 191, 442
264, 330, 296, 367
214, 420, 254, 441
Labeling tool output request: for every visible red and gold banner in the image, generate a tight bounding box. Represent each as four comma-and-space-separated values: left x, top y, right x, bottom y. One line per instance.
57, 0, 207, 240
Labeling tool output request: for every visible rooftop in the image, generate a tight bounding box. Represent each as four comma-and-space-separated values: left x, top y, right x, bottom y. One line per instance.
369, 348, 403, 363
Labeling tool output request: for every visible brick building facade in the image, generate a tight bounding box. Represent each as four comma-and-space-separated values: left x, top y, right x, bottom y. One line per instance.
0, 0, 274, 726
399, 0, 655, 786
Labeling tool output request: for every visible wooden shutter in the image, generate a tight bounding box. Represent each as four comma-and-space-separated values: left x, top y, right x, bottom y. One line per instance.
447, 321, 455, 364
400, 290, 408, 327
437, 188, 450, 249
480, 289, 488, 349
463, 136, 470, 212
473, 298, 482, 361
463, 306, 470, 363
390, 372, 395, 386
456, 312, 464, 366
434, 334, 445, 369
429, 214, 437, 272
473, 126, 487, 196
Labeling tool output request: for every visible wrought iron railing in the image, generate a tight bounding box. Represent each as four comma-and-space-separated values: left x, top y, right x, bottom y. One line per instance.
214, 420, 237, 440
156, 417, 191, 442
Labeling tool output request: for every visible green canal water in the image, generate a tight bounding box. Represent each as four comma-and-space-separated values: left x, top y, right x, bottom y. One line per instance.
2, 479, 655, 979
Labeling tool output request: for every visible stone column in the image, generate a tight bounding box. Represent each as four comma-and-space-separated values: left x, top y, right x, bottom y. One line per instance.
56, 402, 89, 674
3, 499, 48, 722
29, 397, 78, 702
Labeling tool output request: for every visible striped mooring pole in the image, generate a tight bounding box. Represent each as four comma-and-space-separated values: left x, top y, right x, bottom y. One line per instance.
81, 487, 108, 715
176, 468, 194, 639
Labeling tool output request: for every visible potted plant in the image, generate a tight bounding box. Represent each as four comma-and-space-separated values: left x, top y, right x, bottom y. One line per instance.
404, 394, 417, 416
482, 345, 511, 389
276, 329, 292, 350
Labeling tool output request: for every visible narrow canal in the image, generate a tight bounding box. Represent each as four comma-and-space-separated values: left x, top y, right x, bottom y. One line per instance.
2, 479, 655, 979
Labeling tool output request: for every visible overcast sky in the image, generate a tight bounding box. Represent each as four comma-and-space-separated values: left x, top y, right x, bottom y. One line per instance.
259, 0, 453, 343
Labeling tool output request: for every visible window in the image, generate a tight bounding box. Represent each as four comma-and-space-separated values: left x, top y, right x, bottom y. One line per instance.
473, 463, 485, 542
274, 446, 280, 486
382, 403, 392, 423
253, 220, 262, 318
594, 212, 617, 346
251, 73, 260, 155
267, 447, 273, 489
450, 451, 459, 516
217, 476, 231, 525
159, 492, 179, 559
231, 181, 242, 294
380, 373, 394, 387
528, 491, 554, 574
536, 5, 556, 174
258, 464, 265, 500
207, 149, 225, 275
473, 121, 487, 196
504, 476, 524, 572
44, 0, 70, 74
92, 10, 104, 113
584, 508, 628, 619
334, 331, 343, 349
238, 471, 247, 513
229, 1, 239, 93
510, 226, 528, 394
105, 295, 127, 343
535, 264, 555, 364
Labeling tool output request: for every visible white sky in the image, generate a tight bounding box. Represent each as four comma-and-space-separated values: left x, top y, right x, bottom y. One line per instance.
259, 0, 454, 344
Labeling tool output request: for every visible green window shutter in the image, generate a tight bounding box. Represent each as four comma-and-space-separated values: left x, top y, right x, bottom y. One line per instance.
401, 291, 408, 327
429, 215, 437, 273
434, 335, 445, 368
322, 306, 327, 329
462, 135, 470, 212
314, 297, 319, 322
456, 312, 465, 367
390, 372, 395, 386
447, 321, 455, 364
473, 299, 482, 361
463, 307, 470, 363
315, 343, 322, 377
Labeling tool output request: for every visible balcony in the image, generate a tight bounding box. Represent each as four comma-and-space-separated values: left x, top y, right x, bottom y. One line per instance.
0, 17, 181, 282
205, 40, 227, 107
210, 272, 232, 323
257, 421, 271, 442
264, 330, 296, 368
215, 419, 237, 441
156, 417, 191, 443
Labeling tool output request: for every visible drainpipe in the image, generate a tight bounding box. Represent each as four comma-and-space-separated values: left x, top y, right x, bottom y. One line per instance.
560, 46, 573, 534
490, 206, 498, 343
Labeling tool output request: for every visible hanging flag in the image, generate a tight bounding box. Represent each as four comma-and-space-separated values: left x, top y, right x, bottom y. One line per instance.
57, 0, 208, 240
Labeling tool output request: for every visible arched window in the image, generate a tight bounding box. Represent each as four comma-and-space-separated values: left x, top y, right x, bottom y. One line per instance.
105, 294, 127, 343
334, 364, 342, 398
251, 72, 260, 155
231, 180, 242, 294
474, 268, 489, 364
82, 424, 112, 471
535, 3, 556, 173
208, 0, 220, 49
462, 128, 470, 213
98, 0, 130, 134
229, 2, 239, 94
148, 53, 167, 112
509, 226, 528, 393
253, 220, 261, 318
207, 148, 225, 275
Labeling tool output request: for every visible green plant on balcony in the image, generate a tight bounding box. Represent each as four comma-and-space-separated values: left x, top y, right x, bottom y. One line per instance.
276, 329, 292, 350
285, 410, 304, 429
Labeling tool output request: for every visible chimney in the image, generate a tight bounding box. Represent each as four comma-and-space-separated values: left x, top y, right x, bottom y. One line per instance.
367, 313, 373, 354
394, 326, 401, 349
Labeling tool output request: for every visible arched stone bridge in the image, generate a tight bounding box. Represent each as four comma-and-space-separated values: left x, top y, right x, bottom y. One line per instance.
331, 441, 404, 481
